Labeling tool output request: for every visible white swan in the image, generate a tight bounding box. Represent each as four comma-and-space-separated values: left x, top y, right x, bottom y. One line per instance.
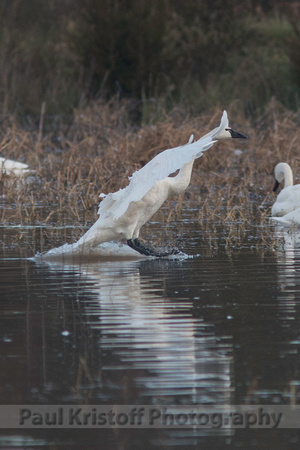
72, 111, 246, 257
271, 207, 300, 226
0, 157, 32, 176
271, 163, 300, 217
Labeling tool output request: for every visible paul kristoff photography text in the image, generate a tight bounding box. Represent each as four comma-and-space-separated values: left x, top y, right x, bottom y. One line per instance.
6, 405, 295, 429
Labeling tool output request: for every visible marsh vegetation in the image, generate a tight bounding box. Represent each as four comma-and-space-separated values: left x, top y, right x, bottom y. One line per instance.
0, 1, 300, 253
1, 1, 300, 116
1, 98, 299, 254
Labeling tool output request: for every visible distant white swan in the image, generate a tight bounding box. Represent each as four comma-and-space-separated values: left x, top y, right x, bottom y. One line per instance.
70, 111, 247, 257
0, 157, 31, 177
271, 163, 300, 217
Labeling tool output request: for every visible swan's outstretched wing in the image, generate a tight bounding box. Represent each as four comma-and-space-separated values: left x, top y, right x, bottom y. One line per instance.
99, 111, 228, 221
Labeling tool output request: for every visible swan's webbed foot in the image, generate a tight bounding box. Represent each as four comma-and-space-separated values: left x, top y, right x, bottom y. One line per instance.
127, 239, 179, 257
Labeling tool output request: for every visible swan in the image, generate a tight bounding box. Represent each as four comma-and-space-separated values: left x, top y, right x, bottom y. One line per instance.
0, 157, 32, 176
72, 111, 247, 257
271, 163, 300, 217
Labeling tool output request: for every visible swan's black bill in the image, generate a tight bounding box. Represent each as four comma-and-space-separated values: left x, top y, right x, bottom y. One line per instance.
273, 179, 280, 192
229, 129, 247, 139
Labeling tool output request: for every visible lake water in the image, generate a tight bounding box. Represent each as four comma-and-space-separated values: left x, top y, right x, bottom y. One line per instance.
0, 212, 300, 449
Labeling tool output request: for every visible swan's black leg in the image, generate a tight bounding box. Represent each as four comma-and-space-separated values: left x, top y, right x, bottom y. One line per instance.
133, 239, 167, 257
127, 239, 179, 257
127, 239, 154, 256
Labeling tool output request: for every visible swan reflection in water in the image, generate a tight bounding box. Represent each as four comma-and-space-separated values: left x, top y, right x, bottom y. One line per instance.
275, 224, 300, 325
250, 223, 300, 405
37, 247, 234, 438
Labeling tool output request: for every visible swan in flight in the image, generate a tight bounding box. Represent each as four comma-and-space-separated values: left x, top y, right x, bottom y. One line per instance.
0, 157, 32, 177
74, 111, 247, 257
271, 163, 300, 217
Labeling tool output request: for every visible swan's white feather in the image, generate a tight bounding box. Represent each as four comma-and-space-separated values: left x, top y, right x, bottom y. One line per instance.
271, 208, 300, 225
0, 157, 31, 176
98, 111, 228, 222
272, 185, 300, 216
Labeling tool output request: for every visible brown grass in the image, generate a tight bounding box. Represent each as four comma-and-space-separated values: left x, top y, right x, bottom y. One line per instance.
0, 98, 299, 252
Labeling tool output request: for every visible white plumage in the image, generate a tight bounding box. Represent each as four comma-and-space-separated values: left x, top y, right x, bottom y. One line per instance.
0, 157, 31, 177
271, 207, 300, 226
271, 163, 300, 217
71, 110, 246, 256
98, 112, 230, 222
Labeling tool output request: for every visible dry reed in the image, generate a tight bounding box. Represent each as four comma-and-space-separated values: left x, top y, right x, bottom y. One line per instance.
0, 98, 299, 252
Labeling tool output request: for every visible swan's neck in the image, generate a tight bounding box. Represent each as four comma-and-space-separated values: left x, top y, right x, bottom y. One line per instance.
169, 158, 195, 195
284, 167, 293, 188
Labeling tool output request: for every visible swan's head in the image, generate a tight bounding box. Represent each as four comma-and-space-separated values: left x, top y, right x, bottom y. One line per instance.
273, 162, 293, 192
215, 127, 248, 140
203, 111, 247, 141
